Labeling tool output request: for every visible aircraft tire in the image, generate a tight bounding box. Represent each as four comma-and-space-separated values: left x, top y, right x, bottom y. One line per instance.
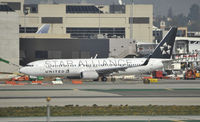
101, 77, 107, 82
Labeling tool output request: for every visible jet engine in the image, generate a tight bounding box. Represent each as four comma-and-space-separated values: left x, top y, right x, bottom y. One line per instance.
81, 70, 99, 80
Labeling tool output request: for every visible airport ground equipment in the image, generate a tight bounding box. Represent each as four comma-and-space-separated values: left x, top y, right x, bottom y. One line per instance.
142, 76, 158, 84
196, 72, 200, 79
11, 75, 44, 81
52, 77, 63, 85
12, 75, 29, 81
184, 69, 196, 80
152, 71, 163, 79
32, 81, 43, 85
143, 78, 158, 84
72, 80, 83, 84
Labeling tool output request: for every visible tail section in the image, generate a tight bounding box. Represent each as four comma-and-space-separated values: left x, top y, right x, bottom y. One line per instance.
151, 27, 177, 59
36, 24, 50, 34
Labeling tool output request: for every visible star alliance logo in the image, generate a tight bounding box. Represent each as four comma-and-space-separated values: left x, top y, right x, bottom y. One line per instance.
160, 42, 171, 55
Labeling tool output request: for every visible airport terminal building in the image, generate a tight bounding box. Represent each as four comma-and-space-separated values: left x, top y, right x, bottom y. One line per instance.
17, 0, 153, 41
0, 0, 153, 72
0, 3, 19, 72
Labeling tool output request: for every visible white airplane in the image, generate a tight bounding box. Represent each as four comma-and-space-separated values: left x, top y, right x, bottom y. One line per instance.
19, 27, 177, 81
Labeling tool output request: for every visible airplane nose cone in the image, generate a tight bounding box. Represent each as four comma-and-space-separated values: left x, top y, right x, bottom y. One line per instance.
19, 67, 26, 74
19, 68, 23, 73
19, 67, 37, 76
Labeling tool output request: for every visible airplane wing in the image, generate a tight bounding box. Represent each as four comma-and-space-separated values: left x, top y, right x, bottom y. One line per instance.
96, 66, 127, 75
96, 55, 151, 76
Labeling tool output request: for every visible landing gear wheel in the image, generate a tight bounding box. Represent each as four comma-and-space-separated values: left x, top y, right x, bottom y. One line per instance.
101, 77, 107, 82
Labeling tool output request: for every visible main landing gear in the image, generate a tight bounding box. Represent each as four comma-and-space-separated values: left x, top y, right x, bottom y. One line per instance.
101, 76, 107, 81
93, 76, 107, 82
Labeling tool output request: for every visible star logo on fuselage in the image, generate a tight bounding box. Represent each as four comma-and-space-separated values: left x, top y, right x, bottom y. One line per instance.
160, 42, 171, 55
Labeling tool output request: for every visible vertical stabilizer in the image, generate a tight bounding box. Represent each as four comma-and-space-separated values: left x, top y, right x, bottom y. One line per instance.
151, 27, 177, 59
36, 24, 50, 34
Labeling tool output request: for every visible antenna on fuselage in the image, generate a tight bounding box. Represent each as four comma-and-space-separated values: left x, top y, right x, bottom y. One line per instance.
91, 54, 98, 59
94, 54, 98, 59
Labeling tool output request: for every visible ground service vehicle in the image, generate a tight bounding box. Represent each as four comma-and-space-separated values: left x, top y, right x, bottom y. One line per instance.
184, 69, 196, 80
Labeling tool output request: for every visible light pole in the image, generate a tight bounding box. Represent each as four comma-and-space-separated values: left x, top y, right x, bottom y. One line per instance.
130, 0, 134, 39
46, 97, 51, 122
148, 26, 151, 42
98, 0, 101, 36
98, 6, 103, 35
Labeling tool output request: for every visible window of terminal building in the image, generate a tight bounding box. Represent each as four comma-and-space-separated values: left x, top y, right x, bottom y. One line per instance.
2, 2, 21, 10
42, 17, 63, 24
129, 17, 149, 24
176, 30, 186, 37
48, 50, 62, 59
66, 27, 125, 39
35, 51, 48, 59
24, 4, 38, 13
187, 32, 195, 37
66, 5, 103, 13
19, 27, 38, 33
0, 5, 14, 11
109, 5, 125, 14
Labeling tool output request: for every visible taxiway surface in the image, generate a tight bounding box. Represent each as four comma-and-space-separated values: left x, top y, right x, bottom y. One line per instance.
0, 79, 200, 107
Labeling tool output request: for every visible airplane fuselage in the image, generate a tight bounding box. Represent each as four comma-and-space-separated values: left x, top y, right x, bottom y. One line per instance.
19, 58, 164, 77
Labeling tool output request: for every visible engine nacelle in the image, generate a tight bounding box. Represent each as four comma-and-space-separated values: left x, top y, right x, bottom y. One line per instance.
81, 70, 99, 80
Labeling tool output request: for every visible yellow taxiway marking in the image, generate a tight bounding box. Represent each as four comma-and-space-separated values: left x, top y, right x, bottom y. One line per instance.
166, 88, 174, 91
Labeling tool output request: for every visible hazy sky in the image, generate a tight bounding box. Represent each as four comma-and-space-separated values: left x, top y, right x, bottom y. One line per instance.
25, 0, 200, 16
132, 0, 200, 16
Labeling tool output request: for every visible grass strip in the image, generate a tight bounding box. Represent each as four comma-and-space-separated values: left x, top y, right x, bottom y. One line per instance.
0, 105, 200, 117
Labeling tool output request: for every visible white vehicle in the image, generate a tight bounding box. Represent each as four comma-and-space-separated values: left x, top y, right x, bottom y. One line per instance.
19, 27, 177, 81
52, 77, 63, 85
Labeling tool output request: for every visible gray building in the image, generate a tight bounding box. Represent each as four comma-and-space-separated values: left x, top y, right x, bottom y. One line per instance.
0, 4, 19, 73
20, 38, 109, 65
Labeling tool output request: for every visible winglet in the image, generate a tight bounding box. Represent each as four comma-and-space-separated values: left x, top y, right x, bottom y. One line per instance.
142, 55, 152, 66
